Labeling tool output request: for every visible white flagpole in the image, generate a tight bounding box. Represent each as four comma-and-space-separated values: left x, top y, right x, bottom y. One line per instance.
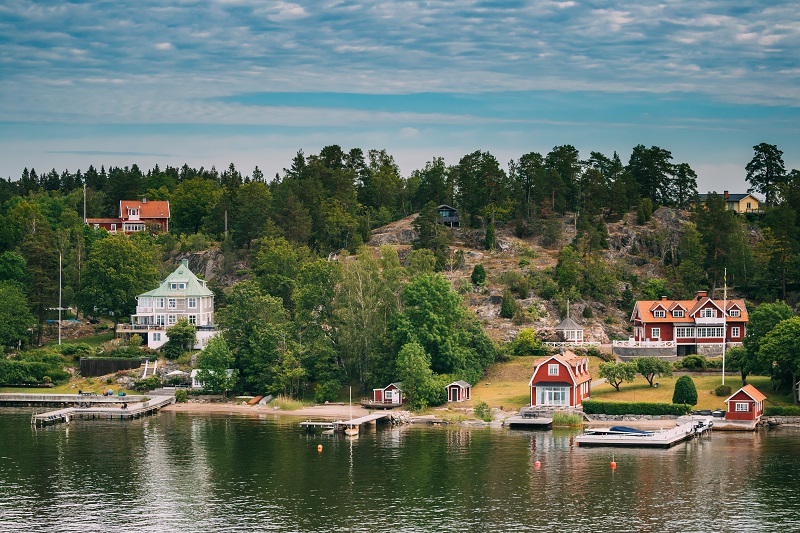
722, 268, 727, 385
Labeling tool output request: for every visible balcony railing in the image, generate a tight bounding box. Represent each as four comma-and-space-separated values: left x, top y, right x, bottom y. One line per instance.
695, 316, 725, 325
612, 340, 676, 348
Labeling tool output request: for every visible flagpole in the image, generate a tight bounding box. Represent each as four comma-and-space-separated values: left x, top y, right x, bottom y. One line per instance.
722, 268, 727, 385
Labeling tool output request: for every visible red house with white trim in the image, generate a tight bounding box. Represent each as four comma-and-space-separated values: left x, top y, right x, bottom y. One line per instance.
529, 351, 591, 407
86, 198, 170, 234
372, 382, 405, 405
629, 290, 748, 356
724, 384, 766, 421
446, 381, 471, 403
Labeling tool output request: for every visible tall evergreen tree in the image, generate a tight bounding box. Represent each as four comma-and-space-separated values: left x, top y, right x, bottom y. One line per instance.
746, 143, 786, 206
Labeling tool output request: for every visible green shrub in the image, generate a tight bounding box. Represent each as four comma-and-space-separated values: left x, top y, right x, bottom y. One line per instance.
471, 264, 486, 285
538, 278, 559, 300
582, 400, 689, 416
175, 389, 188, 403
58, 343, 94, 356
133, 375, 161, 392
314, 380, 341, 403
474, 400, 492, 422
672, 375, 698, 405
582, 306, 593, 318
500, 289, 517, 319
679, 355, 708, 370
715, 385, 732, 397
764, 406, 800, 416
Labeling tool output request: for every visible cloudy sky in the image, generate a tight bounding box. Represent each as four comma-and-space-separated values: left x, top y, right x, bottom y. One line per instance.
1, 0, 798, 193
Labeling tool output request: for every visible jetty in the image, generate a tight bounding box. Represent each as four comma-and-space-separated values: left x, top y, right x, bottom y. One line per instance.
301, 412, 390, 432
575, 417, 713, 448
30, 395, 175, 427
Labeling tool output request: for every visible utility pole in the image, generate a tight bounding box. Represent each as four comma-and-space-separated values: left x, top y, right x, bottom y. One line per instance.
48, 252, 69, 345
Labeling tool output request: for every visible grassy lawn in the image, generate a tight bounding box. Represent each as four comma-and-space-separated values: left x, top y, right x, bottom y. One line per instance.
591, 373, 793, 410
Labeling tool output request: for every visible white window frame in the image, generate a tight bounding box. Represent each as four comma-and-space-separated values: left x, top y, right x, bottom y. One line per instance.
168, 298, 177, 309
152, 332, 161, 342
188, 314, 197, 325
537, 386, 569, 406
168, 315, 176, 326
672, 310, 684, 318
653, 310, 666, 318
651, 327, 661, 339
731, 326, 740, 338
729, 310, 740, 318
701, 308, 717, 318
548, 364, 560, 376
188, 297, 197, 309
676, 327, 695, 338
156, 315, 165, 326
735, 402, 749, 412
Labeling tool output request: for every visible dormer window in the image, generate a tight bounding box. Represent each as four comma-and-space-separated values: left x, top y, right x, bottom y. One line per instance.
729, 310, 740, 318
701, 309, 717, 318
129, 208, 140, 217
170, 282, 186, 290
653, 310, 666, 318
672, 310, 684, 318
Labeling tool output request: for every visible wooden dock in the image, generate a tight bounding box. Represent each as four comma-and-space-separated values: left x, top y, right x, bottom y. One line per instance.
504, 416, 553, 429
31, 395, 175, 427
300, 412, 391, 432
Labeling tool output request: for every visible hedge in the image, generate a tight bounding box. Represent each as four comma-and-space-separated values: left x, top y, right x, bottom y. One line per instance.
0, 359, 70, 385
764, 406, 800, 416
582, 399, 690, 416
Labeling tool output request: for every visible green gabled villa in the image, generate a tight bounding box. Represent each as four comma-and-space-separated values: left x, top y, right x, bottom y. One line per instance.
116, 259, 218, 349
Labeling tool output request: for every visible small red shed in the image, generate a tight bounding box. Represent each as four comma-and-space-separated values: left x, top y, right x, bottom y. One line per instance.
446, 381, 471, 403
528, 351, 592, 407
724, 384, 766, 421
372, 382, 405, 405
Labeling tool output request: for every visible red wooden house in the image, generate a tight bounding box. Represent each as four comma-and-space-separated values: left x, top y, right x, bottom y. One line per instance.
446, 381, 471, 402
724, 384, 766, 421
630, 290, 748, 356
528, 351, 591, 407
86, 198, 170, 234
372, 382, 405, 405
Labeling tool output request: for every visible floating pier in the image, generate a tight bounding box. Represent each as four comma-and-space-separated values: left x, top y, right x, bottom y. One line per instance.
31, 395, 175, 427
575, 417, 713, 448
503, 416, 553, 429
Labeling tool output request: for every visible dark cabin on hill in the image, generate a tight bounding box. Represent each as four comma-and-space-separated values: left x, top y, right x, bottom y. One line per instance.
437, 205, 460, 227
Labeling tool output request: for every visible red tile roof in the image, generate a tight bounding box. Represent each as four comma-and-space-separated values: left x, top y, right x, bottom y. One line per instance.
530, 351, 591, 386
633, 295, 748, 323
726, 384, 766, 403
119, 200, 170, 219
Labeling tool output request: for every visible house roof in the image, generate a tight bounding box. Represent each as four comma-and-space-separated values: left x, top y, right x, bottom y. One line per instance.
447, 380, 471, 388
120, 199, 170, 219
697, 193, 759, 203
632, 294, 748, 323
529, 351, 591, 387
85, 218, 123, 224
555, 317, 582, 331
437, 204, 458, 211
379, 382, 403, 391
725, 384, 767, 404
139, 259, 214, 298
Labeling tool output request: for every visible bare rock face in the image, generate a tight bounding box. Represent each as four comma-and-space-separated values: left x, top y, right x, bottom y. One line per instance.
369, 214, 418, 246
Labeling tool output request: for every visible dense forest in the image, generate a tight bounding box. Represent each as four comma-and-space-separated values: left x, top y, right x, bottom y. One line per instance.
1, 142, 800, 404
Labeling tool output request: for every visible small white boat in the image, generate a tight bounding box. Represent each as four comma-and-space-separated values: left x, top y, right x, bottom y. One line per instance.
345, 386, 359, 437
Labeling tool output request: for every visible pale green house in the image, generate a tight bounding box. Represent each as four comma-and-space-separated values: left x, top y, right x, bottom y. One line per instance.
117, 259, 217, 349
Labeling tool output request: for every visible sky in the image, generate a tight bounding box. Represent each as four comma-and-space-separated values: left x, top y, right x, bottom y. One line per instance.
1, 0, 799, 194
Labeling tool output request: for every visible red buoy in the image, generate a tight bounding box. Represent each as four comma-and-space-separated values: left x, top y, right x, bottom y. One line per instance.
610, 461, 617, 470
317, 444, 323, 453
534, 460, 541, 470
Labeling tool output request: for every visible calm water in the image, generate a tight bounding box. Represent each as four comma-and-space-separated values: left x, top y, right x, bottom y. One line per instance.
1, 409, 799, 532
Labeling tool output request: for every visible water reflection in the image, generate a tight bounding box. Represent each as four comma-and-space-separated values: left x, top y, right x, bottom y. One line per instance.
1, 409, 799, 532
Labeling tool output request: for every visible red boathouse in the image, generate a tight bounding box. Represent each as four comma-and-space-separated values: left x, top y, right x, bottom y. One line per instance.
529, 351, 591, 407
724, 384, 766, 421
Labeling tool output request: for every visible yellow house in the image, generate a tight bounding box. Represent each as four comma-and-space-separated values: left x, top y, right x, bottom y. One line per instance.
697, 191, 761, 214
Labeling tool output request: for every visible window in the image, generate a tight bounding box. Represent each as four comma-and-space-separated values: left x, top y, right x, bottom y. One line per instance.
168, 298, 177, 309
548, 364, 560, 376
129, 208, 139, 217
746, 202, 752, 210
152, 332, 161, 342
696, 327, 725, 338
653, 310, 666, 318
676, 327, 695, 338
651, 327, 661, 339
156, 315, 165, 326
110, 224, 116, 232
188, 315, 197, 325
537, 386, 569, 406
123, 223, 145, 232
701, 308, 717, 318
93, 224, 99, 229
672, 310, 684, 318
188, 297, 197, 309
168, 315, 176, 325
729, 309, 740, 317
731, 327, 740, 338
156, 298, 165, 309
735, 402, 749, 412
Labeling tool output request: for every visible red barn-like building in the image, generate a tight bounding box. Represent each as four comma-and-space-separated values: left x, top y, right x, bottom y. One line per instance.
529, 351, 591, 407
86, 199, 170, 234
372, 383, 405, 405
446, 381, 471, 403
724, 384, 766, 421
630, 290, 748, 356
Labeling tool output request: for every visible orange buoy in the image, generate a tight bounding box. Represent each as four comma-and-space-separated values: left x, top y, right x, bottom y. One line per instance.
610, 461, 617, 470
534, 460, 541, 470
317, 444, 323, 453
